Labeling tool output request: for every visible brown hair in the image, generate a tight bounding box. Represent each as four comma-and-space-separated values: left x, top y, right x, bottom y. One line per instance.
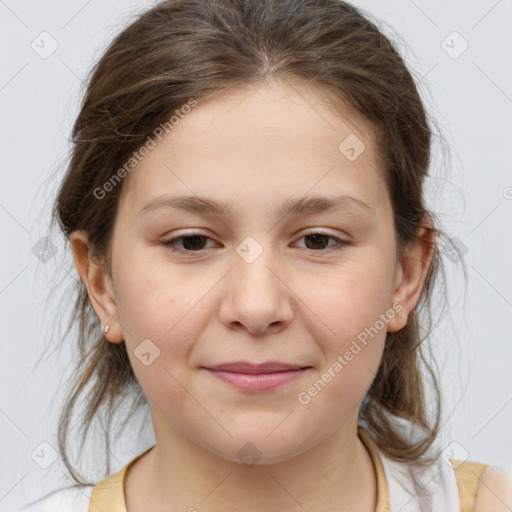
29, 0, 465, 504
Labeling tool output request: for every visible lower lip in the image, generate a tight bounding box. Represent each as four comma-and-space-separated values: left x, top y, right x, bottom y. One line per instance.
203, 368, 309, 392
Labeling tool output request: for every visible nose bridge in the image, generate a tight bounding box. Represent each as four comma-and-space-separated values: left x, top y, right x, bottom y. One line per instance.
233, 234, 281, 301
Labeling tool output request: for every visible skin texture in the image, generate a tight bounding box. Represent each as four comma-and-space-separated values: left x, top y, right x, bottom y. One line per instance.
474, 466, 512, 512
70, 79, 437, 512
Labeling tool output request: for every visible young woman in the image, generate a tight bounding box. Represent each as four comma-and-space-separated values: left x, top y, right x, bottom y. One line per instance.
22, 0, 512, 510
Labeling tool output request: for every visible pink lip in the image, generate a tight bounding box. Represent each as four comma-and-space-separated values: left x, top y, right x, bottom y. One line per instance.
202, 361, 311, 392
205, 361, 308, 373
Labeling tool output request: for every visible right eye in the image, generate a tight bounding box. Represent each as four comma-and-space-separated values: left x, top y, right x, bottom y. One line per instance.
160, 233, 218, 253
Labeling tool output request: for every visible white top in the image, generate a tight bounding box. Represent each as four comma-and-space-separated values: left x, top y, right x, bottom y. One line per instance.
18, 485, 92, 512
381, 448, 460, 511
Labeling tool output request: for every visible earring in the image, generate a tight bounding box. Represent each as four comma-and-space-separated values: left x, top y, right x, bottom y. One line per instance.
104, 325, 110, 334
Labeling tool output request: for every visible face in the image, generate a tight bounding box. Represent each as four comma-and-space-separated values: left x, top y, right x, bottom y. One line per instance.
78, 79, 415, 465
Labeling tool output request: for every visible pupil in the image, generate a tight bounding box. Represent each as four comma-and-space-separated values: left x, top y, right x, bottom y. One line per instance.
306, 234, 329, 249
183, 235, 206, 250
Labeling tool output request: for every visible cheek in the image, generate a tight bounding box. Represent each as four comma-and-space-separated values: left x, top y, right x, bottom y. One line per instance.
294, 252, 393, 390
113, 248, 202, 337
115, 272, 203, 415
300, 254, 396, 340
296, 280, 388, 424
112, 263, 207, 395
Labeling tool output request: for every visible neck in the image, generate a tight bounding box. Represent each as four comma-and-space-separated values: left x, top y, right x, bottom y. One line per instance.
126, 411, 377, 512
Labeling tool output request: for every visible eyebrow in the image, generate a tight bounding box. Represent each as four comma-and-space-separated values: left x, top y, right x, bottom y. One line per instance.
137, 193, 373, 219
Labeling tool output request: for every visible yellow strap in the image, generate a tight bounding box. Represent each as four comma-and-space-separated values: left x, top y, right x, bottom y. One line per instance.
88, 465, 126, 512
450, 459, 488, 512
358, 426, 391, 512
88, 447, 153, 512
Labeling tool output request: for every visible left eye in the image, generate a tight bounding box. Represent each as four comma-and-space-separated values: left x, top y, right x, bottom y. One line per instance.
160, 232, 348, 253
294, 232, 347, 251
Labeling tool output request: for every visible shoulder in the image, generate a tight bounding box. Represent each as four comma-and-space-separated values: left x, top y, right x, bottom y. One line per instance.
19, 485, 93, 512
473, 465, 512, 512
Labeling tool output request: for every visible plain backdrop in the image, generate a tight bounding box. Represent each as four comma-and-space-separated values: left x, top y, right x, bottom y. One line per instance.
1, 0, 511, 510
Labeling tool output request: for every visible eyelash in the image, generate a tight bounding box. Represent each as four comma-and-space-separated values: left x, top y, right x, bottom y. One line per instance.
160, 231, 350, 254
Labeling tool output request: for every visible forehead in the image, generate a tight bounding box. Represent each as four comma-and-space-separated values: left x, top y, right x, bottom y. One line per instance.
119, 79, 388, 216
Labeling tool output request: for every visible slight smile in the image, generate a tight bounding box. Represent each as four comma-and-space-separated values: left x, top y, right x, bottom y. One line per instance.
201, 361, 313, 393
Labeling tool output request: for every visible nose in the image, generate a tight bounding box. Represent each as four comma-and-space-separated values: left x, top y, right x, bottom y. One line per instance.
219, 247, 295, 335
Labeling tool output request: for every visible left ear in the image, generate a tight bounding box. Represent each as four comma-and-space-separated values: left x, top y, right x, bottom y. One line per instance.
387, 216, 436, 333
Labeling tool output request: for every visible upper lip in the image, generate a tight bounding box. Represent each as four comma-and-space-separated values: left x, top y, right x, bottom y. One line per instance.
203, 361, 311, 374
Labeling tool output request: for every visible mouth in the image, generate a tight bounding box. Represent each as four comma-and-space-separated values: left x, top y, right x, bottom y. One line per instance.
201, 361, 313, 392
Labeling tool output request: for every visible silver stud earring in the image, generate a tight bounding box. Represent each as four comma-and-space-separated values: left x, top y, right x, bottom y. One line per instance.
104, 325, 110, 334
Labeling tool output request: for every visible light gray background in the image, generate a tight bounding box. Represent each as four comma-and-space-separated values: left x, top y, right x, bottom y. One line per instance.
1, 0, 511, 510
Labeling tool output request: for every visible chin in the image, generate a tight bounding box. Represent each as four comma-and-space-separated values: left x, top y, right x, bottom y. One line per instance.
204, 432, 318, 468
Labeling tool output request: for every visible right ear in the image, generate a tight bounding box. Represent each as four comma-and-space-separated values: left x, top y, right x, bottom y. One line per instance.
69, 230, 124, 344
